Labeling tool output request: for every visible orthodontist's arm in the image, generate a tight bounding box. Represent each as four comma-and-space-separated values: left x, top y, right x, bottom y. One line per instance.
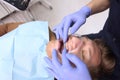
53, 0, 110, 42
87, 0, 110, 14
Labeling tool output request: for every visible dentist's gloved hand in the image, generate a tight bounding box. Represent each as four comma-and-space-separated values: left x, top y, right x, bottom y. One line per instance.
44, 49, 92, 80
53, 6, 91, 42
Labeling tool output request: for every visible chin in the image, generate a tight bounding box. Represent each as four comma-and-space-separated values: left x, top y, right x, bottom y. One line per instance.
46, 42, 53, 59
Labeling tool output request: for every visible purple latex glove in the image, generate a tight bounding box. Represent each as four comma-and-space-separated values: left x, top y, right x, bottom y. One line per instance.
53, 6, 91, 42
44, 49, 92, 80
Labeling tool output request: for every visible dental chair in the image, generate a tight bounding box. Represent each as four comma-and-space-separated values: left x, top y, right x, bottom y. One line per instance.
0, 0, 53, 21
26, 0, 53, 20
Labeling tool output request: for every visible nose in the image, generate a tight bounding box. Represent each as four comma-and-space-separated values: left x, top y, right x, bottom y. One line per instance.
65, 37, 83, 52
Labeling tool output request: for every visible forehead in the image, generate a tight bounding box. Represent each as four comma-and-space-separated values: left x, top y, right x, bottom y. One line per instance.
85, 39, 101, 67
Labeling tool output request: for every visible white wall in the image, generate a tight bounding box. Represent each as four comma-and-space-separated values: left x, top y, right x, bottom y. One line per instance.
76, 10, 109, 35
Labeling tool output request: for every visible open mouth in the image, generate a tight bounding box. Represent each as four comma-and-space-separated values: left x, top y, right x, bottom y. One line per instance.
57, 40, 64, 53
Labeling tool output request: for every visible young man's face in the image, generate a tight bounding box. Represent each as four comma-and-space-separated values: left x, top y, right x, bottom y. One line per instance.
46, 36, 101, 67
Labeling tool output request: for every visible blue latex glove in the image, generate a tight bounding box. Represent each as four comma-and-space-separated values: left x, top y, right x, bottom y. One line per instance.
44, 49, 92, 80
53, 6, 91, 42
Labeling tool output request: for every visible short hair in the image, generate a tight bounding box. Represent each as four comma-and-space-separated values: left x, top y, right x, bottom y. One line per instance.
89, 39, 116, 80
